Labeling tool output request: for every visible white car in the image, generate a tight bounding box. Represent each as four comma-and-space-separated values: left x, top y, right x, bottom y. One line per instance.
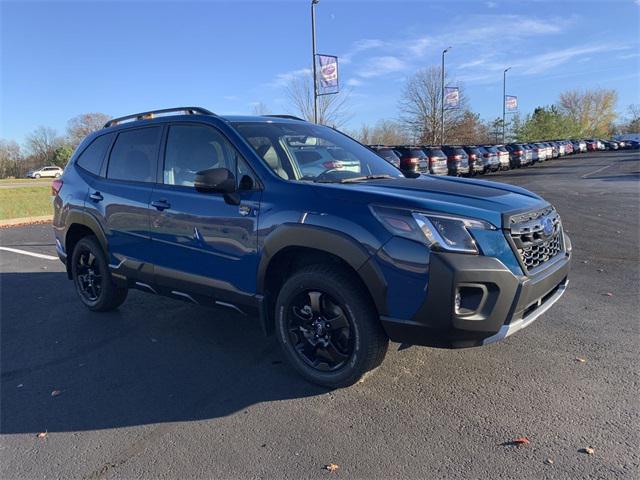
27, 166, 63, 178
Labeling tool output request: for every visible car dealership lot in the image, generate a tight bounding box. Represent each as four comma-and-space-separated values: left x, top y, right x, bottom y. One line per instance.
1, 150, 638, 479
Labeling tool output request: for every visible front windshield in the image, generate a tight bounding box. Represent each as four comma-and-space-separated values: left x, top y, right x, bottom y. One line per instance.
233, 122, 403, 183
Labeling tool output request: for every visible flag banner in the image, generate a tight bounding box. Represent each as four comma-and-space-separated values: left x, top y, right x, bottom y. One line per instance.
505, 95, 518, 111
444, 87, 460, 109
316, 54, 339, 95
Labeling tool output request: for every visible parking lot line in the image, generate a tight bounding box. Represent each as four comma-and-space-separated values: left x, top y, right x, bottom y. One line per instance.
0, 246, 58, 261
581, 163, 614, 179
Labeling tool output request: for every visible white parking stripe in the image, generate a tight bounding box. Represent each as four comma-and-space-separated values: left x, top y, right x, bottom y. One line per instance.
581, 163, 614, 179
0, 246, 58, 261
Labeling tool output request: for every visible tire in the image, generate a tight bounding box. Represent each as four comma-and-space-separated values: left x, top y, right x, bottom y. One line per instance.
55, 173, 61, 178
34, 174, 40, 179
275, 264, 388, 388
71, 236, 128, 311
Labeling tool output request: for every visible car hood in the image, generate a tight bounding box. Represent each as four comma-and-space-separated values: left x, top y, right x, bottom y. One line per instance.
312, 175, 547, 227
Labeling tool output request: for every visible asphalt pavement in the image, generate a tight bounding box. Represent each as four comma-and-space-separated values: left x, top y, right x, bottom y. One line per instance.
1, 150, 638, 479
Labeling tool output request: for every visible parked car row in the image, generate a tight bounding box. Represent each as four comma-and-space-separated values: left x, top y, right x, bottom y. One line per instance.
369, 138, 639, 177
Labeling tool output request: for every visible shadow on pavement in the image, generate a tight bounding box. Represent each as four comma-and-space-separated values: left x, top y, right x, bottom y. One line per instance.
1, 271, 325, 434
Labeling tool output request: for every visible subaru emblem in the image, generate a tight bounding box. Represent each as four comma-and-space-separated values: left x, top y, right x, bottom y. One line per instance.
542, 217, 554, 236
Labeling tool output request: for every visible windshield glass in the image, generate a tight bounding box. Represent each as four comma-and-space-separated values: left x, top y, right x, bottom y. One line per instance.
233, 122, 403, 183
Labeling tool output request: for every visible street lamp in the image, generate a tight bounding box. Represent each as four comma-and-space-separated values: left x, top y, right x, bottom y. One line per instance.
502, 66, 511, 143
441, 47, 451, 144
311, 0, 320, 123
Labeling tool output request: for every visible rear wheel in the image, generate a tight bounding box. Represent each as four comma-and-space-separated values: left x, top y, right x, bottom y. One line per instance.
71, 236, 128, 311
275, 264, 388, 388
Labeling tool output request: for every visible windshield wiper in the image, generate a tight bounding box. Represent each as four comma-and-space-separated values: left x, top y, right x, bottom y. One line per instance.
338, 175, 395, 183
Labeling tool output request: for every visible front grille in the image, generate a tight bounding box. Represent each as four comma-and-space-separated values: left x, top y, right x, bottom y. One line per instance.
508, 206, 564, 273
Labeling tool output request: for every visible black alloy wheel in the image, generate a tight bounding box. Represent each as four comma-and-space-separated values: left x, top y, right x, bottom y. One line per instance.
286, 290, 354, 372
75, 247, 103, 302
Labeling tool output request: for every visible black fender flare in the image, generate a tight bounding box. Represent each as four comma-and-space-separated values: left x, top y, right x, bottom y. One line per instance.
257, 224, 388, 316
64, 209, 109, 257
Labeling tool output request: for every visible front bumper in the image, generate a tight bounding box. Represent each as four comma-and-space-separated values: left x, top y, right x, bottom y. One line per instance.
380, 248, 571, 348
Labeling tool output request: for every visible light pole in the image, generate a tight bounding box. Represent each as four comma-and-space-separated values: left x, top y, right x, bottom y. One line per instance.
311, 0, 320, 124
502, 66, 511, 143
441, 47, 451, 144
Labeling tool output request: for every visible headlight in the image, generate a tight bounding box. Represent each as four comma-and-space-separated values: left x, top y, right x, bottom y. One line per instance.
370, 205, 496, 254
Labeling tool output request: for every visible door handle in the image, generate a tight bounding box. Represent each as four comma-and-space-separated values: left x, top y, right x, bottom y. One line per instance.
89, 191, 103, 202
151, 199, 171, 211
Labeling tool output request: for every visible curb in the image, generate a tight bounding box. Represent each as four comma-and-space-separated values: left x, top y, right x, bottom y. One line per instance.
0, 215, 53, 228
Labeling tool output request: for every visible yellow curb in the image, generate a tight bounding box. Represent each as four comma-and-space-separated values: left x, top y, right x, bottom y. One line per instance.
0, 215, 53, 228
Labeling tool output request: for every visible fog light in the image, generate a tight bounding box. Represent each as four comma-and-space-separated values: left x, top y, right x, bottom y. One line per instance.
454, 291, 462, 313
455, 285, 488, 316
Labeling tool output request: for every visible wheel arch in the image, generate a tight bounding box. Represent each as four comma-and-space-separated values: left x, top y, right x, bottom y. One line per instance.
257, 225, 388, 334
63, 211, 109, 278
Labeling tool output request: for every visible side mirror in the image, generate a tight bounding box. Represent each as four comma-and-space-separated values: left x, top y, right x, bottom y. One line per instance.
194, 168, 236, 194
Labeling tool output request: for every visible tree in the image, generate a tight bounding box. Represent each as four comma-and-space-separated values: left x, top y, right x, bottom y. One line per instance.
67, 112, 111, 148
619, 104, 640, 134
52, 144, 74, 168
351, 120, 409, 145
398, 66, 470, 145
448, 111, 491, 145
558, 89, 617, 137
0, 139, 23, 178
284, 72, 351, 127
515, 106, 567, 142
25, 126, 63, 166
252, 102, 271, 116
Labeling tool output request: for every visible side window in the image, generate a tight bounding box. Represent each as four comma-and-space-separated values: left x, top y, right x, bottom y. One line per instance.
76, 133, 115, 176
237, 157, 258, 190
163, 124, 241, 187
107, 127, 161, 183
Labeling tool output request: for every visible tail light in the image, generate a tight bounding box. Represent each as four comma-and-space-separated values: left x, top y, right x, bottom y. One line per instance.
514, 150, 523, 155
322, 161, 343, 169
469, 154, 477, 160
448, 154, 462, 161
401, 157, 420, 167
51, 179, 63, 196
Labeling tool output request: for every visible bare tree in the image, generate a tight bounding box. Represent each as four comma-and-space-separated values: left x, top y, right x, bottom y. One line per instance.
399, 66, 469, 145
558, 89, 617, 137
25, 126, 63, 166
252, 102, 271, 116
0, 139, 23, 178
285, 72, 351, 128
67, 112, 112, 148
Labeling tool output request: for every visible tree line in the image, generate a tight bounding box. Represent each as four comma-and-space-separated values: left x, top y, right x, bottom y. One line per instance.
282, 66, 639, 146
0, 113, 111, 178
1, 73, 638, 179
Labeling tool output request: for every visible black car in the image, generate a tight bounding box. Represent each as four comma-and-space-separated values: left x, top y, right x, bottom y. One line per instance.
369, 145, 401, 169
440, 146, 471, 176
463, 146, 485, 175
505, 144, 528, 168
392, 146, 430, 176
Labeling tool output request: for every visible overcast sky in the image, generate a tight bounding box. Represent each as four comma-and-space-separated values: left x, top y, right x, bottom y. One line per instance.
2, 0, 639, 142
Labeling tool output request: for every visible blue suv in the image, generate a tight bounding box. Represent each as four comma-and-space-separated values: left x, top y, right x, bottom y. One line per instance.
53, 107, 571, 387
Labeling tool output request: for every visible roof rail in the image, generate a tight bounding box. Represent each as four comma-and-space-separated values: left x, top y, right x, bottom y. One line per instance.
104, 106, 215, 128
263, 114, 307, 122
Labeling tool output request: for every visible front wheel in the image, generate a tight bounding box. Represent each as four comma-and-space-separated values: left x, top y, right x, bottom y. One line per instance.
71, 236, 128, 311
34, 174, 40, 179
275, 265, 388, 388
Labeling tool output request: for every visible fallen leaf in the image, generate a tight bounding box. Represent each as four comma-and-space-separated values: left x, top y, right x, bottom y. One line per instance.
37, 431, 47, 439
601, 292, 613, 297
575, 357, 587, 363
324, 463, 340, 473
596, 269, 604, 273
545, 458, 554, 465
580, 447, 595, 455
580, 260, 589, 264
512, 437, 530, 445
51, 390, 61, 397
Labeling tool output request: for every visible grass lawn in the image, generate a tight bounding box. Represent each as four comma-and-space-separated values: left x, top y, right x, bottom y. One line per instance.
0, 186, 53, 220
0, 178, 52, 185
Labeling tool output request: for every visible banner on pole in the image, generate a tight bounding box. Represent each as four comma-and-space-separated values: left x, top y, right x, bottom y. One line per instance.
444, 87, 460, 109
316, 54, 339, 95
505, 95, 518, 112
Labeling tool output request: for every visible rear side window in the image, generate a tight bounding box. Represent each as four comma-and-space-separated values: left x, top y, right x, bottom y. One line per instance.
107, 127, 161, 183
76, 133, 115, 175
426, 148, 445, 157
